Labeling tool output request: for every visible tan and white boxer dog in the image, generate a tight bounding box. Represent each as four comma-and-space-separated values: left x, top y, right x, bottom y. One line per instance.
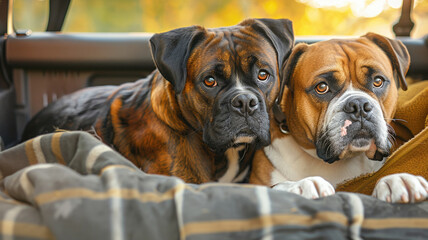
250, 33, 428, 203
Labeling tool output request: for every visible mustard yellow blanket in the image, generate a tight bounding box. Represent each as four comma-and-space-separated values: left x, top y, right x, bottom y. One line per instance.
337, 81, 428, 195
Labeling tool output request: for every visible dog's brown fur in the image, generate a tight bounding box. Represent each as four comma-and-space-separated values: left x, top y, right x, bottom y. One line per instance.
22, 18, 294, 183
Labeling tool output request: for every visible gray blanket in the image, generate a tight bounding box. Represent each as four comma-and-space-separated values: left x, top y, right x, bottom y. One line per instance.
0, 131, 427, 240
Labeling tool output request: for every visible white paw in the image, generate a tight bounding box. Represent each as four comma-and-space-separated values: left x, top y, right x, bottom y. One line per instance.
272, 176, 335, 199
372, 173, 428, 203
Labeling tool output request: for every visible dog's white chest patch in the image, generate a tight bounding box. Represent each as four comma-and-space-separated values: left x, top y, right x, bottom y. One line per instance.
218, 146, 248, 183
265, 135, 384, 187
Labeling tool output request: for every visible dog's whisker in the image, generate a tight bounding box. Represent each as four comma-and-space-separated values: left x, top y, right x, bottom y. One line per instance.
387, 118, 408, 123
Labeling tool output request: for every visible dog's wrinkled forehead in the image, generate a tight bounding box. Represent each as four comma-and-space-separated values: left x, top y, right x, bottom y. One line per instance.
297, 39, 395, 90
150, 18, 293, 93
187, 28, 277, 81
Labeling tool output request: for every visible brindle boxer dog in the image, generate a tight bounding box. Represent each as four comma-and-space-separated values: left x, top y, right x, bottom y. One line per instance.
250, 33, 428, 203
22, 18, 294, 184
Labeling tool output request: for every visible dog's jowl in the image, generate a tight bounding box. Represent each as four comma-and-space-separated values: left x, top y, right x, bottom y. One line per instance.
22, 18, 294, 184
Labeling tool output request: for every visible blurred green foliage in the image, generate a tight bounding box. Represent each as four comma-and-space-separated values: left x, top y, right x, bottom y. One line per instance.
13, 0, 428, 37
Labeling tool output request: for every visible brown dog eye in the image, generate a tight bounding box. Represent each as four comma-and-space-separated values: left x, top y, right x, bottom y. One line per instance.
204, 76, 217, 87
258, 70, 269, 81
315, 82, 329, 94
373, 76, 384, 88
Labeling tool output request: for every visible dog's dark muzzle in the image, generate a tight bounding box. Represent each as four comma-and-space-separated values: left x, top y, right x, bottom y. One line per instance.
203, 89, 270, 152
316, 96, 391, 164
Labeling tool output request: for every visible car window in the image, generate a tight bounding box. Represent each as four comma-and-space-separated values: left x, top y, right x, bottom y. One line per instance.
13, 0, 49, 32
13, 0, 428, 37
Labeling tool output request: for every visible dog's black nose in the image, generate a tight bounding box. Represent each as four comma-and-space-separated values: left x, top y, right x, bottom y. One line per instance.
344, 97, 373, 120
231, 93, 259, 116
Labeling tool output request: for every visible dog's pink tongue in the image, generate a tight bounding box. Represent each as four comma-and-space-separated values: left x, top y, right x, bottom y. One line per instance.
340, 120, 352, 137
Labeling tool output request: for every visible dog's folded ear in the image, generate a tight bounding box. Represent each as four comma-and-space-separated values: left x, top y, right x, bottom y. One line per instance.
363, 32, 410, 91
272, 43, 308, 129
242, 18, 294, 79
281, 43, 308, 88
150, 26, 205, 94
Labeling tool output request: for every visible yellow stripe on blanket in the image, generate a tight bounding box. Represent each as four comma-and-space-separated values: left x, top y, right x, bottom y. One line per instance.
0, 221, 54, 239
24, 136, 46, 165
182, 212, 349, 237
34, 183, 187, 205
362, 218, 428, 229
51, 132, 66, 165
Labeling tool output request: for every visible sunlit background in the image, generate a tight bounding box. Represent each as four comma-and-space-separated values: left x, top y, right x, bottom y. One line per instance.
13, 0, 428, 37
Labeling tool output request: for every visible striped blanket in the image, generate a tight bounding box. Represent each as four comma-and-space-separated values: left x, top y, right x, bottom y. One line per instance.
0, 131, 427, 240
